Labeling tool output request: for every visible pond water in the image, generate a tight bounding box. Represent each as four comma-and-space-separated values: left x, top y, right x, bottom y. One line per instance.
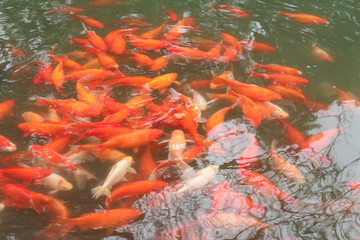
1, 0, 360, 239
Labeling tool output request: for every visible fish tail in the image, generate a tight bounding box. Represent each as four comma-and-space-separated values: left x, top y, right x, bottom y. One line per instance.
277, 12, 288, 16
37, 218, 74, 240
34, 95, 49, 106
210, 76, 227, 90
91, 186, 111, 199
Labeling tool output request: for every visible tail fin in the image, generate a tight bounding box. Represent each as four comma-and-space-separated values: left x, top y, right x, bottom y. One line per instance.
91, 186, 111, 199
210, 71, 227, 89
37, 218, 73, 240
247, 53, 258, 68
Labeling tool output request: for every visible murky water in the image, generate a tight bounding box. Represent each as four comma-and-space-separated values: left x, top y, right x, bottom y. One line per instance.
1, 0, 360, 239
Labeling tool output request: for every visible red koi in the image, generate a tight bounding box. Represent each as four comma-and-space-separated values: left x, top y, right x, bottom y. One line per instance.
0, 167, 52, 184
167, 46, 213, 61
164, 8, 177, 21
44, 7, 84, 15
129, 34, 171, 52
251, 63, 302, 75
132, 51, 154, 67
150, 55, 170, 72
301, 128, 343, 153
205, 105, 233, 136
267, 85, 306, 102
141, 20, 168, 39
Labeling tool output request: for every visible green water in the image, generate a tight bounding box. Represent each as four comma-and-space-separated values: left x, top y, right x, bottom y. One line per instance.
1, 0, 360, 239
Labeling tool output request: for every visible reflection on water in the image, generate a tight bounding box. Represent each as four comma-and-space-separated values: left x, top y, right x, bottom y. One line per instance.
1, 0, 360, 239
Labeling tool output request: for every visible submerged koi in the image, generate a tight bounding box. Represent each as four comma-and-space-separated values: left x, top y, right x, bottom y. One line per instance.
278, 12, 329, 25
312, 44, 333, 62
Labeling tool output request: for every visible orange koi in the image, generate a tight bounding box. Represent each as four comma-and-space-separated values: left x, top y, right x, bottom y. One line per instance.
139, 145, 157, 179
277, 119, 304, 147
81, 129, 163, 150
219, 43, 239, 63
71, 14, 104, 29
141, 20, 168, 39
251, 63, 302, 75
334, 87, 360, 108
247, 71, 309, 86
41, 209, 142, 239
95, 51, 119, 69
267, 85, 306, 102
65, 68, 115, 81
146, 73, 178, 90
221, 33, 243, 54
129, 34, 171, 52
84, 28, 107, 52
205, 105, 233, 136
17, 122, 72, 138
0, 100, 14, 121
105, 76, 153, 88
212, 5, 249, 18
177, 79, 212, 92
44, 135, 74, 153
86, 148, 127, 163
165, 13, 190, 41
278, 12, 329, 25
301, 128, 343, 153
150, 55, 170, 72
240, 41, 276, 53
35, 96, 100, 118
51, 62, 65, 95
211, 72, 282, 101
166, 46, 213, 61
312, 44, 333, 62
104, 28, 138, 49
105, 180, 168, 209
109, 34, 126, 54
132, 51, 154, 67
164, 8, 177, 21
33, 61, 53, 84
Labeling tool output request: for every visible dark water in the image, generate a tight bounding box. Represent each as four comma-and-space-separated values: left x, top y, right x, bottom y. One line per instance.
1, 0, 360, 239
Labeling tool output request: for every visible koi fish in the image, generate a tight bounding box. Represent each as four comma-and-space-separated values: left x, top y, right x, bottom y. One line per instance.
270, 142, 306, 184
0, 135, 16, 152
44, 7, 84, 15
139, 145, 157, 179
211, 181, 265, 216
83, 27, 107, 52
312, 44, 333, 62
165, 12, 190, 41
301, 128, 343, 153
1, 184, 41, 213
81, 129, 163, 150
150, 55, 170, 72
164, 8, 177, 21
247, 71, 309, 86
267, 85, 306, 102
71, 14, 104, 29
278, 12, 329, 25
91, 156, 136, 198
172, 165, 219, 196
0, 100, 14, 121
0, 167, 52, 184
212, 5, 249, 18
167, 46, 213, 61
236, 133, 259, 168
132, 51, 154, 67
276, 119, 304, 147
41, 208, 142, 239
105, 180, 168, 209
4, 42, 26, 58
141, 20, 168, 39
41, 173, 73, 194
259, 101, 289, 119
128, 34, 171, 52
250, 62, 302, 75
211, 72, 282, 101
237, 168, 299, 204
146, 73, 178, 90
240, 41, 276, 53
